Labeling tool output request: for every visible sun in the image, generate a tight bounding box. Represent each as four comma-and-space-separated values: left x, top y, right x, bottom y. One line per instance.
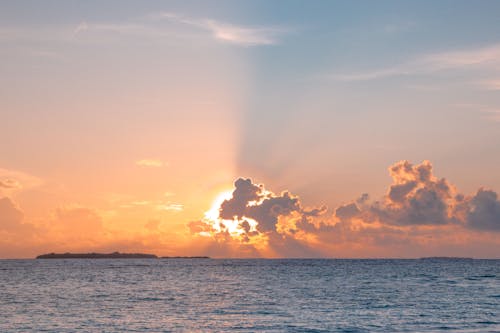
202, 189, 255, 237
204, 190, 233, 222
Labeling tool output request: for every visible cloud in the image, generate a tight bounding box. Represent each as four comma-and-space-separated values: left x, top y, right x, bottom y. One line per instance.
6, 11, 286, 49
366, 161, 500, 232
422, 44, 500, 68
335, 202, 361, 220
72, 21, 151, 39
135, 159, 167, 167
188, 160, 500, 257
154, 12, 285, 46
156, 203, 183, 212
0, 179, 20, 189
333, 43, 500, 82
0, 197, 42, 257
120, 199, 183, 212
0, 197, 24, 231
465, 189, 500, 231
369, 160, 456, 226
218, 177, 324, 234
0, 168, 42, 193
189, 177, 327, 256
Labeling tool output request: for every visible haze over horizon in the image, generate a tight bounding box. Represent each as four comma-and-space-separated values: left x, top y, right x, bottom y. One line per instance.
1, 0, 500, 258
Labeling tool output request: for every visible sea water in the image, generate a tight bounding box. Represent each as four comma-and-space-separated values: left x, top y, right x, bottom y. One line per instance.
0, 259, 499, 332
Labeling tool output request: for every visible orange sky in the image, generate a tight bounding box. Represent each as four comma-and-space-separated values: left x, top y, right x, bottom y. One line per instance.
1, 2, 500, 258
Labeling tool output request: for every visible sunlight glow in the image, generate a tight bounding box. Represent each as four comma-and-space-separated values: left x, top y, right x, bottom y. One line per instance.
204, 190, 234, 223
202, 190, 259, 237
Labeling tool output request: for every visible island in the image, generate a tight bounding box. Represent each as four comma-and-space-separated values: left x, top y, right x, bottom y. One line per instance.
36, 252, 158, 259
160, 256, 210, 259
36, 252, 211, 259
418, 256, 474, 260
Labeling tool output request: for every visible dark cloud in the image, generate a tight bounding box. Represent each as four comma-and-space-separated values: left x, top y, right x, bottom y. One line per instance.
188, 160, 500, 258
335, 202, 360, 220
245, 193, 301, 232
266, 232, 324, 258
218, 177, 324, 234
356, 193, 369, 205
368, 160, 500, 231
388, 181, 417, 204
219, 178, 262, 220
465, 189, 500, 231
370, 160, 455, 226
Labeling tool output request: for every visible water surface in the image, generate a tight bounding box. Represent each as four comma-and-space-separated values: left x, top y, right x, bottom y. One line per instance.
1, 259, 499, 332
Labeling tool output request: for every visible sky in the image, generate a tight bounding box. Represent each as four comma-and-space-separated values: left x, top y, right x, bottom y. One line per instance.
1, 0, 500, 258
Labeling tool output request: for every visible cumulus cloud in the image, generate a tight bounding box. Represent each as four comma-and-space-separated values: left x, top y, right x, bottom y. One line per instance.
218, 177, 324, 234
365, 160, 500, 231
188, 160, 500, 257
335, 202, 361, 220
369, 160, 456, 226
465, 189, 500, 231
188, 177, 327, 256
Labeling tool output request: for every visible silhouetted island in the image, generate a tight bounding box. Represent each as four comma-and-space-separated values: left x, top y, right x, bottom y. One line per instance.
36, 252, 158, 259
418, 256, 473, 260
160, 256, 210, 259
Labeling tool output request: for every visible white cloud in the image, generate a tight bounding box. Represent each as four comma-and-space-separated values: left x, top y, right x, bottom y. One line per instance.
118, 199, 183, 212
333, 43, 500, 82
156, 203, 183, 212
73, 21, 150, 36
3, 12, 286, 48
421, 44, 500, 69
153, 12, 284, 46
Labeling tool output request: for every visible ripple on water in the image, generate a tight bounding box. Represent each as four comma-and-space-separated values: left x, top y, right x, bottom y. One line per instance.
0, 259, 498, 332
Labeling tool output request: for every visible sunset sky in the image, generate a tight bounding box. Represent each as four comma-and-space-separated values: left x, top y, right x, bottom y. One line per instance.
1, 0, 500, 258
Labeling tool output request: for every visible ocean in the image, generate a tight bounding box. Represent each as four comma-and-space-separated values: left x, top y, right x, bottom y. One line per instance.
0, 259, 499, 332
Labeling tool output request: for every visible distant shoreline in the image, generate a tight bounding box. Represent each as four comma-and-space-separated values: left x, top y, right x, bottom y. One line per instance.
11, 254, 495, 260
418, 256, 474, 260
35, 252, 210, 259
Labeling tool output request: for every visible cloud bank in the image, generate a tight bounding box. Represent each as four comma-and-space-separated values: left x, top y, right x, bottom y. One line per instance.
1, 161, 498, 258
189, 160, 500, 257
